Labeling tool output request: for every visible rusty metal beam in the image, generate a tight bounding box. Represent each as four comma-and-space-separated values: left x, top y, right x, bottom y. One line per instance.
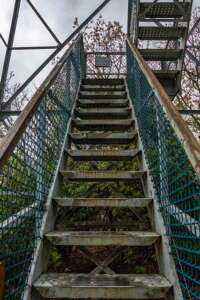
127, 37, 200, 179
0, 262, 5, 300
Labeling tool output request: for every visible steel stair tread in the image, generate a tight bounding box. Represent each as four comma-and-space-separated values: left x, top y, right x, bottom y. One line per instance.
81, 85, 125, 92
153, 70, 180, 79
138, 26, 186, 40
78, 99, 129, 108
153, 70, 180, 96
69, 131, 137, 144
60, 170, 146, 181
139, 49, 182, 61
34, 273, 171, 299
45, 231, 160, 246
75, 107, 131, 113
79, 91, 127, 99
71, 118, 134, 131
66, 149, 140, 161
139, 2, 190, 19
54, 197, 152, 207
33, 79, 174, 299
82, 78, 124, 85
75, 107, 131, 119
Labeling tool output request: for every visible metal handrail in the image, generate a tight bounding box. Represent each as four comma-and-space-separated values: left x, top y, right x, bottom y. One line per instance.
0, 34, 82, 169
126, 37, 200, 179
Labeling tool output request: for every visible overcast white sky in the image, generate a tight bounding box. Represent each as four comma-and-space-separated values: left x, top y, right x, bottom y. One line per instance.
0, 0, 198, 93
0, 0, 128, 91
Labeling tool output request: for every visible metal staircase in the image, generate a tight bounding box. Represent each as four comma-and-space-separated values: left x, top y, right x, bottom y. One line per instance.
0, 2, 200, 300
33, 79, 172, 299
128, 0, 192, 98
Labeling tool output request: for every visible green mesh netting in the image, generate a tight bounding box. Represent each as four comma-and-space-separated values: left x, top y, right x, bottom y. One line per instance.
0, 36, 85, 300
127, 41, 200, 300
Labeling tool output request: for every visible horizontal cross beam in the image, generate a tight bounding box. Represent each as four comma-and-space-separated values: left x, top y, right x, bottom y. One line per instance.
2, 0, 111, 112
11, 46, 58, 50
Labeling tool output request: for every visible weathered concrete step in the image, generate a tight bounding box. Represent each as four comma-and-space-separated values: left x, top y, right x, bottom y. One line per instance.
81, 85, 125, 92
45, 231, 160, 246
82, 78, 124, 86
71, 119, 134, 131
54, 197, 152, 207
69, 131, 137, 145
78, 99, 129, 108
74, 107, 131, 119
66, 149, 140, 161
79, 91, 127, 99
60, 171, 146, 181
34, 273, 171, 299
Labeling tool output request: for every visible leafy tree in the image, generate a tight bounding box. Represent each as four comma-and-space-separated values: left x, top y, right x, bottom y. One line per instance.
175, 6, 200, 136
1, 72, 28, 134
74, 15, 126, 78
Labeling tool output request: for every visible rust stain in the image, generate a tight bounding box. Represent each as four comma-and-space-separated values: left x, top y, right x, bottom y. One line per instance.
0, 262, 5, 300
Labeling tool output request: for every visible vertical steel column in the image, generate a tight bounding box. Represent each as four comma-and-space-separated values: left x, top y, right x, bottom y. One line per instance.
0, 0, 21, 104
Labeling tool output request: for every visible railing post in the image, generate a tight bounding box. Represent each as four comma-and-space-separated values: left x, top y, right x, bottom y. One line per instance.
127, 0, 139, 45
155, 105, 169, 224
79, 35, 86, 79
64, 58, 71, 109
35, 103, 46, 235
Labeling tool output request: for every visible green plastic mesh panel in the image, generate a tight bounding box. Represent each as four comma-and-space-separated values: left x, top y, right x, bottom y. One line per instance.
127, 42, 200, 300
0, 36, 85, 300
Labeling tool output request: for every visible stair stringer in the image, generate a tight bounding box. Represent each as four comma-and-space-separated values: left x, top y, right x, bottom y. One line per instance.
23, 85, 81, 300
125, 79, 183, 300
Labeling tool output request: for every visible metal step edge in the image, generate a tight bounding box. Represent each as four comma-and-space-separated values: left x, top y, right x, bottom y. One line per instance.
53, 197, 152, 207
66, 149, 140, 161
60, 170, 146, 181
68, 131, 138, 144
45, 230, 160, 246
34, 273, 171, 299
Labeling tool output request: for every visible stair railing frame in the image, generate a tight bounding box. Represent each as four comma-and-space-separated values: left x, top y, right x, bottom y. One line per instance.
0, 33, 86, 300
0, 0, 111, 121
127, 36, 200, 299
127, 37, 200, 179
